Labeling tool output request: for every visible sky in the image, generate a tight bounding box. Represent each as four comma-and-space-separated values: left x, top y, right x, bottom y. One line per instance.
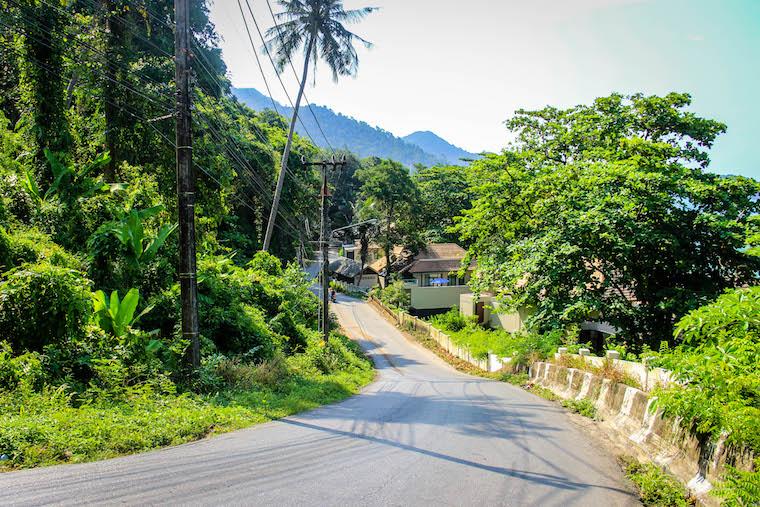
209, 0, 760, 179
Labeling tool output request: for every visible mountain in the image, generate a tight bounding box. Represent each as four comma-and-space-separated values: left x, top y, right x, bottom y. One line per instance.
232, 87, 476, 168
402, 131, 476, 165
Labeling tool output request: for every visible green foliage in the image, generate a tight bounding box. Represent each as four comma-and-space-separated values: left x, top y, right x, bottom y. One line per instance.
654, 287, 760, 453
429, 310, 561, 364
247, 251, 282, 277
25, 149, 114, 205
3, 228, 82, 271
357, 158, 421, 280
414, 165, 473, 243
0, 261, 91, 353
457, 93, 760, 348
371, 280, 410, 310
712, 459, 760, 506
92, 288, 152, 339
619, 456, 691, 507
561, 398, 598, 419
0, 341, 43, 390
0, 333, 372, 470
430, 307, 472, 332
94, 206, 177, 269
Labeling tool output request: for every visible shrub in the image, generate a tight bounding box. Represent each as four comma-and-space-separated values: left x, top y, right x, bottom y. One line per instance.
0, 341, 44, 390
430, 307, 471, 332
248, 251, 283, 276
619, 456, 691, 507
654, 287, 760, 453
292, 332, 372, 376
562, 398, 598, 419
712, 459, 760, 506
372, 280, 409, 310
0, 261, 92, 353
5, 228, 82, 271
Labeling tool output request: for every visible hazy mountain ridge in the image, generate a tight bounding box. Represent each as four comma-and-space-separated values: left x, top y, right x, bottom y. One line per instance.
232, 87, 476, 167
402, 131, 476, 165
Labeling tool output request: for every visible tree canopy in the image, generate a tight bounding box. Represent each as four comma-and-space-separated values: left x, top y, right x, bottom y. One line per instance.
456, 93, 760, 348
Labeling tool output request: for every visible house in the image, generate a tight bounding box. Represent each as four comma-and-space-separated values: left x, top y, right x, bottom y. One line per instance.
397, 243, 474, 317
460, 263, 634, 350
328, 255, 380, 290
460, 293, 532, 331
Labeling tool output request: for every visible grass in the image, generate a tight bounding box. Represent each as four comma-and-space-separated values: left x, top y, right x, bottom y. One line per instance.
619, 455, 693, 507
0, 338, 374, 470
561, 398, 598, 419
555, 354, 642, 389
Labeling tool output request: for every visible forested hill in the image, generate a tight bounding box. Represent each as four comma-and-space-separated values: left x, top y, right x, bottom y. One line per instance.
402, 131, 476, 165
233, 87, 476, 167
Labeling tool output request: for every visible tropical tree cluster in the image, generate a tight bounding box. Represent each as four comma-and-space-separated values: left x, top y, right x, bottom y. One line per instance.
456, 93, 760, 349
0, 0, 377, 468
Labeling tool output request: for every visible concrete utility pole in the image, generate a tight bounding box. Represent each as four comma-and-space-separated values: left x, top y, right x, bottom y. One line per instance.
174, 0, 200, 367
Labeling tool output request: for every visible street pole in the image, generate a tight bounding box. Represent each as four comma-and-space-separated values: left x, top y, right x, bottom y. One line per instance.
320, 161, 330, 343
174, 0, 200, 368
306, 156, 346, 343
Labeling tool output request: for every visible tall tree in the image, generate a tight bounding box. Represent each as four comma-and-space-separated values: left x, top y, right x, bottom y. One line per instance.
414, 165, 473, 243
356, 158, 419, 286
261, 0, 376, 251
10, 0, 71, 172
327, 150, 361, 231
456, 93, 760, 348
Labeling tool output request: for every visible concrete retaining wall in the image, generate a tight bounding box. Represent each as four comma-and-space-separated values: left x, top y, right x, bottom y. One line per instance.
530, 362, 755, 505
556, 352, 672, 391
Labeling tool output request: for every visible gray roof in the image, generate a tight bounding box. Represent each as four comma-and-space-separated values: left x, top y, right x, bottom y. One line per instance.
329, 257, 363, 278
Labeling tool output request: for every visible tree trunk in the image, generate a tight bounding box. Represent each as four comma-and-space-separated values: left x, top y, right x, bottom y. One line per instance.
384, 203, 394, 287
102, 0, 122, 182
262, 33, 316, 251
19, 3, 69, 173
357, 233, 368, 286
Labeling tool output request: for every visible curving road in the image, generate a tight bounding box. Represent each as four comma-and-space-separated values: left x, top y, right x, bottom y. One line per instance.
1, 296, 638, 506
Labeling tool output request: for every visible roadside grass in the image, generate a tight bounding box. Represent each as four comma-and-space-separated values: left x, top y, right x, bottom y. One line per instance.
0, 336, 373, 471
561, 398, 598, 419
619, 455, 693, 507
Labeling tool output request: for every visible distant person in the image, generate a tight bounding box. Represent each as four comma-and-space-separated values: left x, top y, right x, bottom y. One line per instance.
330, 287, 337, 303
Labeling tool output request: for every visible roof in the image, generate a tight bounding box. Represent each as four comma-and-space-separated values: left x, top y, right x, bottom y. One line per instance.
329, 257, 363, 278
368, 245, 408, 273
400, 243, 473, 275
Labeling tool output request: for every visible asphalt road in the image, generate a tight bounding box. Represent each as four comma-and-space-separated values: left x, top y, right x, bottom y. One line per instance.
1, 296, 639, 506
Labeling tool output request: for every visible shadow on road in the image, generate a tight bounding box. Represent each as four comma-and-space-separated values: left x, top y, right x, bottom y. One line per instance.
280, 418, 633, 496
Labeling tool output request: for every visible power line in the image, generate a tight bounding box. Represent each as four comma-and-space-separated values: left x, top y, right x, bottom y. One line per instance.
2, 21, 308, 246
239, 0, 326, 149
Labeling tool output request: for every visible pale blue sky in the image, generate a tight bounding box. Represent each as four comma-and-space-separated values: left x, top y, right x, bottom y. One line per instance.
210, 0, 760, 178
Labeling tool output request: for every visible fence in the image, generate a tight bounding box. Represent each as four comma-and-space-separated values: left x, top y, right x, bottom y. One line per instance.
368, 296, 505, 372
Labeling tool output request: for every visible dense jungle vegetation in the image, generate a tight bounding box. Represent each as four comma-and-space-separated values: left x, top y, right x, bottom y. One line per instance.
0, 0, 377, 468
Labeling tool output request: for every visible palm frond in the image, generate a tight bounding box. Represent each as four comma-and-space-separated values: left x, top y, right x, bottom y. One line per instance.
266, 0, 374, 80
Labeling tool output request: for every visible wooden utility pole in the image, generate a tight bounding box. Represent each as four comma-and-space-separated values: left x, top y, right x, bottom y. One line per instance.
174, 0, 200, 367
320, 162, 330, 343
305, 156, 345, 343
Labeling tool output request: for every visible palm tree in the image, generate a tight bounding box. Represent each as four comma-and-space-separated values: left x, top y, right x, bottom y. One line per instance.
262, 0, 376, 251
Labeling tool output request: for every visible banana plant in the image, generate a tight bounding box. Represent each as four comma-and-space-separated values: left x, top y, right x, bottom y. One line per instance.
23, 149, 122, 205
98, 206, 178, 268
92, 288, 153, 338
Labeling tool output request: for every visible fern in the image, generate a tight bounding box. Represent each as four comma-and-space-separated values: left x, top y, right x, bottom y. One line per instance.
712, 461, 760, 507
